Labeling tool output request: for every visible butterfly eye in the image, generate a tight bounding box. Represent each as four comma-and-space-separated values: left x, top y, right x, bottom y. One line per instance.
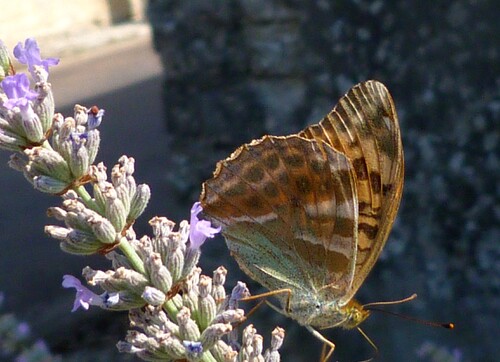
315, 303, 321, 311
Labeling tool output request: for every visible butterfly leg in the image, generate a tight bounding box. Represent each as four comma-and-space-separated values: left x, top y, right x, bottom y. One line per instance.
305, 325, 335, 362
230, 289, 292, 328
241, 288, 293, 311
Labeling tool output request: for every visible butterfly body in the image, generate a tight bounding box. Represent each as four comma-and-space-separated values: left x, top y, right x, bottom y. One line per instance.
274, 290, 370, 330
200, 80, 403, 355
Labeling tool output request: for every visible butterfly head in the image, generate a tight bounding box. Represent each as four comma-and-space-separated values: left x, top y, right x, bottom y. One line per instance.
338, 299, 371, 329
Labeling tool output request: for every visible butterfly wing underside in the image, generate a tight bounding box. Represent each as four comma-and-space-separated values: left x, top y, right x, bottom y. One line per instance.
201, 135, 360, 302
299, 80, 404, 302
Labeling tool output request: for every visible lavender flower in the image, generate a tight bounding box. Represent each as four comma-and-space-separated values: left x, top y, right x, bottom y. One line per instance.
13, 38, 59, 78
189, 201, 221, 249
87, 106, 105, 130
1, 73, 37, 110
62, 275, 103, 312
0, 38, 284, 362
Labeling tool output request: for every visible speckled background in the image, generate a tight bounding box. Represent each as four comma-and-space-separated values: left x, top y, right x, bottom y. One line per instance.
148, 1, 498, 361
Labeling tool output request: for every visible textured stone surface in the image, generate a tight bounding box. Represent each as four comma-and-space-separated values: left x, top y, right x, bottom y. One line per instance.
148, 1, 499, 361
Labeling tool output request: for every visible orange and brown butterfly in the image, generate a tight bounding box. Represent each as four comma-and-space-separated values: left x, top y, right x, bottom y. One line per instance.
199, 80, 404, 359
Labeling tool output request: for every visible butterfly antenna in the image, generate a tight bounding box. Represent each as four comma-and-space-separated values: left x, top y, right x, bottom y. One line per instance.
362, 293, 454, 329
364, 307, 454, 329
362, 293, 418, 308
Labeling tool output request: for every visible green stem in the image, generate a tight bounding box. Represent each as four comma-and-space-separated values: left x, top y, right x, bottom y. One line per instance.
41, 139, 53, 150
74, 186, 145, 273
118, 238, 145, 274
74, 185, 100, 212
201, 351, 217, 362
163, 298, 180, 320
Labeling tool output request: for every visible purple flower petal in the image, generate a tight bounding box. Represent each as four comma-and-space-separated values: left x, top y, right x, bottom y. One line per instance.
183, 340, 203, 354
13, 38, 59, 76
1, 73, 38, 110
87, 106, 105, 130
189, 202, 221, 249
62, 275, 101, 312
230, 281, 250, 308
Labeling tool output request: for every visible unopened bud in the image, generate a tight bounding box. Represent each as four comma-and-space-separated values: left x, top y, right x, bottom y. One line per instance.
177, 307, 200, 342
142, 286, 166, 306
200, 323, 232, 350
128, 183, 150, 221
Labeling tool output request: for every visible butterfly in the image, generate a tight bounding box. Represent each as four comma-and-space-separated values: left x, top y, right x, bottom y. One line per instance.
200, 80, 404, 359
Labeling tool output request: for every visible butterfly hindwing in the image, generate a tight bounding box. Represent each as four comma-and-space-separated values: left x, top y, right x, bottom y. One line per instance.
201, 135, 359, 298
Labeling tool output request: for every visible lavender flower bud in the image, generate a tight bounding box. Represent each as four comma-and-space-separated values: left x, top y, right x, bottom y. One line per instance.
73, 105, 87, 125
211, 309, 246, 325
84, 266, 149, 295
51, 112, 64, 133
25, 147, 71, 182
177, 307, 200, 342
33, 82, 54, 131
198, 275, 216, 330
88, 215, 117, 244
118, 155, 135, 175
46, 206, 67, 221
107, 267, 149, 294
165, 235, 185, 282
200, 323, 232, 351
229, 282, 250, 309
125, 330, 152, 349
91, 162, 108, 183
212, 266, 227, 305
104, 290, 144, 310
68, 134, 90, 178
44, 225, 70, 240
115, 183, 131, 213
264, 327, 284, 362
145, 253, 173, 293
251, 334, 264, 361
33, 174, 67, 193
141, 286, 166, 306
104, 188, 127, 232
210, 340, 233, 362
182, 290, 198, 319
241, 324, 257, 360
58, 229, 102, 255
160, 335, 185, 360
66, 228, 99, 245
0, 128, 26, 151
142, 305, 180, 335
92, 181, 108, 212
22, 112, 44, 142
82, 267, 112, 286
62, 200, 94, 231
85, 129, 100, 166
128, 183, 150, 221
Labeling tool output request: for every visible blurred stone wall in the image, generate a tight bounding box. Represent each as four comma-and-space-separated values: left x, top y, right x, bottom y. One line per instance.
148, 1, 499, 361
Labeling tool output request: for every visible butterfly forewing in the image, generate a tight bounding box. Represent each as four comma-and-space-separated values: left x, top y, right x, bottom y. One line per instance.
299, 80, 404, 301
201, 135, 359, 298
